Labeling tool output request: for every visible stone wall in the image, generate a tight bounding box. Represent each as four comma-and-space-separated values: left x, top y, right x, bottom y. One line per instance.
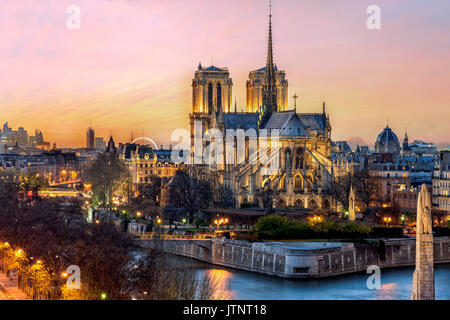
137, 237, 450, 279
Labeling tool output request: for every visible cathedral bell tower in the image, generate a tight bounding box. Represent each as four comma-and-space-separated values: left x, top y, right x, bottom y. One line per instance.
192, 64, 233, 114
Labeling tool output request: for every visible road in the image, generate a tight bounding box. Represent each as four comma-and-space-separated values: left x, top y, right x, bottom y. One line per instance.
0, 273, 28, 300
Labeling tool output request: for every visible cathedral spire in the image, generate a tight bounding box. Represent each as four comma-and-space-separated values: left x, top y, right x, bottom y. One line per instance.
266, 1, 274, 77
261, 0, 278, 127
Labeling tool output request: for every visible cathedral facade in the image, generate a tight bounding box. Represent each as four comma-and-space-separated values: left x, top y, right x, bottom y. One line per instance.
188, 11, 335, 211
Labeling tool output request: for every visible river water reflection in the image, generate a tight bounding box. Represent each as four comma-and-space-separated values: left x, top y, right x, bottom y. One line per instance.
193, 262, 450, 300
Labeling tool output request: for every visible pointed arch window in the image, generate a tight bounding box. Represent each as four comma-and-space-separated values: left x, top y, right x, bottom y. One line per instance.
295, 147, 304, 169
217, 83, 222, 112
208, 83, 213, 114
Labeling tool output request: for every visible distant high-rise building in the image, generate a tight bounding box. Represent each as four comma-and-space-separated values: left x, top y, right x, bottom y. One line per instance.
95, 137, 106, 150
86, 127, 95, 149
2, 122, 11, 134
34, 130, 44, 144
17, 127, 29, 147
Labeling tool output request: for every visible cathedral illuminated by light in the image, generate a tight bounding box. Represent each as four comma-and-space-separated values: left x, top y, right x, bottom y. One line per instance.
189, 6, 335, 210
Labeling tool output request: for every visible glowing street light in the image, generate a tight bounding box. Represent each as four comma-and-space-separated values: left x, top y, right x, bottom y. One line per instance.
61, 272, 69, 278
136, 211, 142, 218
214, 217, 230, 230
101, 293, 107, 300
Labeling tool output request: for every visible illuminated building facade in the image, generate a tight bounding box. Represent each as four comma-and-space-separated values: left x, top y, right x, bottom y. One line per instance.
188, 8, 334, 210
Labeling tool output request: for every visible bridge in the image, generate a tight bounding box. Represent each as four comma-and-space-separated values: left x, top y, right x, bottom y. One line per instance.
135, 238, 213, 262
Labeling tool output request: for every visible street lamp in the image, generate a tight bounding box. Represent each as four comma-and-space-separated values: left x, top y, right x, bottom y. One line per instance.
214, 217, 230, 231
401, 215, 405, 229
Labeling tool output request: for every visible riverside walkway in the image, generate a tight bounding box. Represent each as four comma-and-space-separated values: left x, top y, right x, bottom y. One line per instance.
0, 272, 28, 300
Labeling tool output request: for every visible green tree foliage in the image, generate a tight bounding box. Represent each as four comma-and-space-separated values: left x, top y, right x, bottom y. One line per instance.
21, 173, 49, 192
253, 214, 372, 240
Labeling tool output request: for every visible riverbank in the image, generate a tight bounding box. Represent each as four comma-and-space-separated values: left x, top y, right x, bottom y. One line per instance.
137, 236, 450, 279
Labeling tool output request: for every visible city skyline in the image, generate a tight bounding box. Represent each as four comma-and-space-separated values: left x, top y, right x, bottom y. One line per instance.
0, 0, 449, 148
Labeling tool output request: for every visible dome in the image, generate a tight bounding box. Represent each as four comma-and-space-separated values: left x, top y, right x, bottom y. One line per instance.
375, 126, 400, 154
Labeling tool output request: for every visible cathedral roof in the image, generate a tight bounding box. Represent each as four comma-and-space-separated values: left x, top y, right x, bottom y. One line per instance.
298, 114, 327, 132
223, 113, 259, 130
263, 111, 308, 137
203, 65, 226, 71
220, 110, 328, 138
255, 65, 279, 72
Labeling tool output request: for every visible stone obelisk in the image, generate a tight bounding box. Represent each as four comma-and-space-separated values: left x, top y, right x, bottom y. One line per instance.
411, 184, 434, 300
348, 185, 356, 221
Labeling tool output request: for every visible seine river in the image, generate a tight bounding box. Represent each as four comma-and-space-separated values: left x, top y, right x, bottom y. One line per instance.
192, 262, 450, 300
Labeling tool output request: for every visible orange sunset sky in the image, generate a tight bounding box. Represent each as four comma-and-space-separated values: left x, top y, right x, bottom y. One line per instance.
0, 0, 449, 149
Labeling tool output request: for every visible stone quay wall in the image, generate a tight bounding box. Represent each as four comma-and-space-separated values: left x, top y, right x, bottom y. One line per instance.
136, 237, 450, 279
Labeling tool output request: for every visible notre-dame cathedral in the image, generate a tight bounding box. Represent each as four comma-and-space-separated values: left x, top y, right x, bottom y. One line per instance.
189, 9, 335, 211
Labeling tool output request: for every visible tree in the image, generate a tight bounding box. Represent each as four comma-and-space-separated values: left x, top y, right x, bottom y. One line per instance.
330, 170, 381, 212
21, 173, 49, 193
129, 250, 230, 300
85, 152, 129, 206
330, 173, 352, 209
0, 180, 133, 300
165, 170, 213, 222
354, 170, 381, 209
130, 175, 162, 217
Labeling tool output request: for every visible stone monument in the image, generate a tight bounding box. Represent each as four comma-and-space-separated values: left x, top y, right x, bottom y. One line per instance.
411, 184, 435, 300
348, 185, 356, 221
